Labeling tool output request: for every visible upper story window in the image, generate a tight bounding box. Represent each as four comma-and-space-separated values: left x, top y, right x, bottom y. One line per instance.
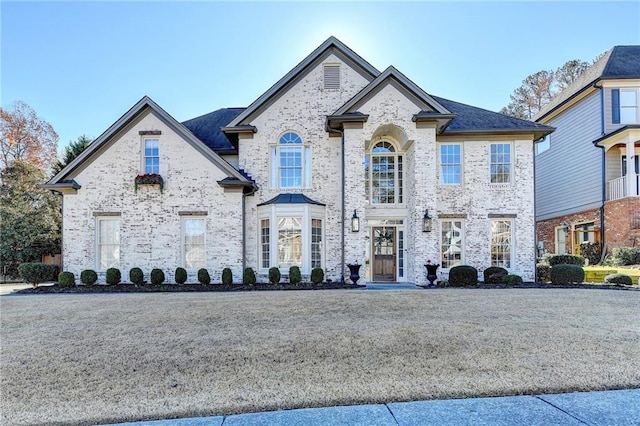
613, 88, 639, 124
440, 144, 461, 184
323, 64, 340, 90
365, 141, 403, 204
271, 132, 311, 189
536, 135, 550, 155
144, 138, 159, 174
490, 143, 511, 183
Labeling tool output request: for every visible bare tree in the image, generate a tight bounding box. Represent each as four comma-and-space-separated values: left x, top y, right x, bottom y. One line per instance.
555, 59, 590, 91
501, 70, 555, 119
0, 101, 58, 171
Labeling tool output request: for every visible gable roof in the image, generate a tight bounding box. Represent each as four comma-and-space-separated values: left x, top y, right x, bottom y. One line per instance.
226, 36, 380, 128
535, 46, 640, 121
182, 107, 244, 153
45, 96, 254, 189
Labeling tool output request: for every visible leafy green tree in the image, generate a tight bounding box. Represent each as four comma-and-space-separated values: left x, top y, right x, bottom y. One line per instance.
52, 135, 92, 176
0, 161, 61, 277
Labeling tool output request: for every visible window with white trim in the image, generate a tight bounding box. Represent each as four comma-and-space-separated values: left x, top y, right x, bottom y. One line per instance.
278, 217, 302, 268
490, 143, 511, 183
441, 220, 463, 269
260, 219, 270, 269
365, 141, 404, 204
440, 144, 461, 184
490, 219, 513, 268
620, 89, 639, 124
183, 217, 206, 269
144, 138, 159, 174
271, 132, 311, 189
311, 219, 322, 269
96, 217, 120, 270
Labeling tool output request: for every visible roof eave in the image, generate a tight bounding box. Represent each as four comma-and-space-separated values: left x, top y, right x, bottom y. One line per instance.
40, 180, 81, 194
441, 127, 555, 140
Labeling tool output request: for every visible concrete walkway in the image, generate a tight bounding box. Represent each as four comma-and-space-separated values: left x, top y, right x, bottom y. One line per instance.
107, 389, 639, 425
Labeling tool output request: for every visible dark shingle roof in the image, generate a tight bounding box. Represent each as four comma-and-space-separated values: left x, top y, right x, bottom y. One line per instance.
602, 46, 640, 78
432, 96, 553, 133
182, 108, 245, 153
257, 193, 326, 206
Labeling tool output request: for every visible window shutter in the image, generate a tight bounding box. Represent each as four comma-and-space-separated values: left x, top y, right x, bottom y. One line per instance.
323, 65, 340, 90
612, 89, 620, 124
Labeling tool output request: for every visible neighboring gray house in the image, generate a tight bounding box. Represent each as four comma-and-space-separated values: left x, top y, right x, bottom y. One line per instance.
534, 46, 640, 257
45, 37, 551, 284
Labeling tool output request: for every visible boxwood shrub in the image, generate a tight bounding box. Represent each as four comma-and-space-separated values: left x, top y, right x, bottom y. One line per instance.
604, 273, 633, 286
550, 264, 584, 284
503, 274, 523, 285
548, 254, 585, 266
174, 267, 187, 285
449, 265, 477, 287
243, 267, 257, 285
197, 268, 211, 285
80, 269, 98, 286
311, 268, 324, 285
289, 266, 302, 285
129, 267, 144, 286
106, 268, 121, 285
268, 267, 281, 284
222, 268, 233, 286
58, 271, 76, 287
483, 266, 508, 284
150, 268, 165, 285
18, 262, 58, 286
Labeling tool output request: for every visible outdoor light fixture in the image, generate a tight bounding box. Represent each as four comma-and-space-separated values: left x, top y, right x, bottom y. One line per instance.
422, 210, 432, 232
351, 210, 360, 232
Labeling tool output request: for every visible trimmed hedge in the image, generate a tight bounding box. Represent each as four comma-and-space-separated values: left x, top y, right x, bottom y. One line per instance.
197, 268, 211, 285
58, 271, 76, 287
289, 266, 302, 285
550, 264, 584, 284
503, 274, 523, 285
548, 254, 585, 267
537, 264, 551, 283
106, 268, 121, 285
604, 273, 633, 286
311, 268, 324, 285
150, 268, 165, 285
175, 267, 187, 285
243, 268, 257, 285
483, 266, 508, 284
268, 267, 281, 284
222, 268, 233, 286
18, 262, 58, 286
129, 267, 144, 286
449, 265, 477, 287
80, 269, 98, 286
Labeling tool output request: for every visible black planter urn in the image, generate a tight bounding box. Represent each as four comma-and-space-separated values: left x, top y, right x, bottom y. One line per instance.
347, 263, 362, 284
425, 263, 440, 287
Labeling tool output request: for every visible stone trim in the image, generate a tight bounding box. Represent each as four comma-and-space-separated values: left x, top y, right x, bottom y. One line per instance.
488, 213, 517, 218
92, 212, 121, 217
437, 213, 467, 218
139, 130, 162, 135
178, 211, 208, 216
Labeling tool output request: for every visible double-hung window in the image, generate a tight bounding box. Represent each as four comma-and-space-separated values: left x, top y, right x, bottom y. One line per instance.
365, 141, 403, 204
613, 88, 639, 124
271, 132, 311, 189
144, 138, 160, 174
490, 219, 513, 268
440, 144, 461, 184
490, 143, 511, 183
441, 219, 463, 269
183, 217, 206, 269
96, 217, 120, 270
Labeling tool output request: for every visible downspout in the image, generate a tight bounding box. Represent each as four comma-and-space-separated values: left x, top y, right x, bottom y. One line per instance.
532, 139, 538, 282
325, 121, 346, 284
595, 82, 606, 255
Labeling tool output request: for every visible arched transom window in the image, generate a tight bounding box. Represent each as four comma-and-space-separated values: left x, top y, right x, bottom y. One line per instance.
271, 132, 311, 189
365, 141, 403, 204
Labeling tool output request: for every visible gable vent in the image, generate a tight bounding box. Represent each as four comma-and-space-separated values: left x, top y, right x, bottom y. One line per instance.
324, 64, 340, 90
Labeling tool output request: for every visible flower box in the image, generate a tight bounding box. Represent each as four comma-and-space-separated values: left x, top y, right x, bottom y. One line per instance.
134, 173, 164, 193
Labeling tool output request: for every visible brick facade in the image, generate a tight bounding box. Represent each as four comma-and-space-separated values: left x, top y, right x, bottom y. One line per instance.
536, 208, 601, 256
604, 197, 640, 248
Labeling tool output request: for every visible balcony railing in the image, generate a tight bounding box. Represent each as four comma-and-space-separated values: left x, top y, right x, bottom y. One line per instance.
608, 174, 640, 200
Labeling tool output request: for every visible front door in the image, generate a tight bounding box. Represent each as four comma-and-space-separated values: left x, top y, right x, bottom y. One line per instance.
373, 227, 396, 281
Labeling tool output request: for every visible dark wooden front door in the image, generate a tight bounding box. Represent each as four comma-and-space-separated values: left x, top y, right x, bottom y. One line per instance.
373, 227, 396, 281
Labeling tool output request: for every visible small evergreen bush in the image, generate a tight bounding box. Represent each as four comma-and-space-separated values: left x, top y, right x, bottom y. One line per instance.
550, 264, 584, 284
536, 264, 551, 282
129, 267, 144, 286
604, 273, 633, 286
80, 269, 98, 286
268, 267, 281, 284
150, 268, 165, 285
448, 265, 477, 287
483, 266, 508, 284
106, 268, 121, 285
197, 268, 211, 285
503, 274, 523, 285
175, 267, 187, 285
18, 263, 58, 286
310, 268, 324, 285
289, 266, 302, 285
243, 267, 257, 285
611, 247, 640, 266
222, 268, 233, 285
548, 254, 585, 266
58, 271, 76, 287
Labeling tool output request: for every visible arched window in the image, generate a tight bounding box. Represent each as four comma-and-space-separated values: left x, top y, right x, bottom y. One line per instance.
271, 132, 311, 188
365, 141, 403, 204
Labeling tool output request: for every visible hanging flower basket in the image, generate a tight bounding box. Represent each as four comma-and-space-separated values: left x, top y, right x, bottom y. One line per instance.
135, 173, 164, 193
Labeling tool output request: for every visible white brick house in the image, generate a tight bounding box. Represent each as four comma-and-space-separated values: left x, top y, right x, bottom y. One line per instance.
45, 37, 552, 284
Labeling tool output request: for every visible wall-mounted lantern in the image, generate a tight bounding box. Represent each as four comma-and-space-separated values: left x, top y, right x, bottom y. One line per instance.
351, 210, 360, 232
422, 210, 432, 232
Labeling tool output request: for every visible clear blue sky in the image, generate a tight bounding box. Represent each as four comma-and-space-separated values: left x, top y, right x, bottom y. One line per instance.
2, 1, 639, 151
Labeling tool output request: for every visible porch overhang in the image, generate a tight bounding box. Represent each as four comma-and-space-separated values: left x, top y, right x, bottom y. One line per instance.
40, 180, 81, 194
593, 125, 640, 152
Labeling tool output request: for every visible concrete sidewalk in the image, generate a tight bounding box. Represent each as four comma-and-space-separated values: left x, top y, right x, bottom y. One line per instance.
107, 388, 639, 425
